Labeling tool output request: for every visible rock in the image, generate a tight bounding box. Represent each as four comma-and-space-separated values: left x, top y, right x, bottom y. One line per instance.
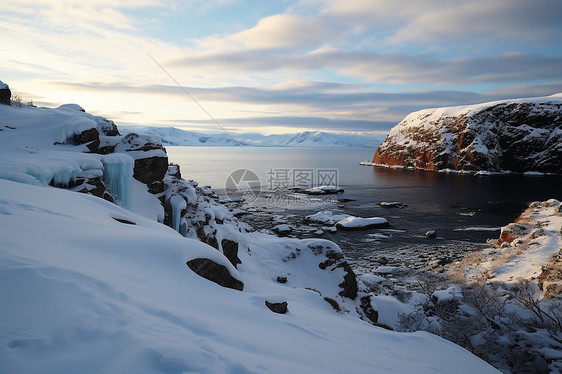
272, 224, 291, 236
425, 230, 437, 238
377, 256, 389, 265
265, 300, 288, 314
95, 117, 119, 136
359, 296, 379, 324
373, 96, 562, 173
380, 202, 407, 208
114, 133, 169, 184
186, 258, 244, 291
337, 261, 358, 299
221, 239, 241, 268
77, 128, 100, 153
499, 223, 527, 244
276, 276, 288, 283
133, 156, 168, 184
299, 185, 344, 195
0, 81, 11, 105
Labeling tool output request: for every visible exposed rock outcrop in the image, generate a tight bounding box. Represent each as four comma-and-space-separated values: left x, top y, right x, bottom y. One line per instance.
186, 258, 244, 291
0, 80, 11, 105
373, 94, 562, 173
265, 300, 288, 314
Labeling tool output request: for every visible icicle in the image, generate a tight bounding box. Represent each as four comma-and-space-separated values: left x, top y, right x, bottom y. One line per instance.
169, 195, 187, 233
101, 154, 134, 210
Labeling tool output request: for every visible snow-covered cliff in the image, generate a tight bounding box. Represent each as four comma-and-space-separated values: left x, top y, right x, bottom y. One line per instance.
371, 94, 562, 173
0, 88, 499, 373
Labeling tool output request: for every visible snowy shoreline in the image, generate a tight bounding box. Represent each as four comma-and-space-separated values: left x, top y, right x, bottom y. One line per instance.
359, 160, 559, 176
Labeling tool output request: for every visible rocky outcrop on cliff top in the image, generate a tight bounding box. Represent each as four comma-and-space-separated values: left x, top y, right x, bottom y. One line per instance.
373, 94, 562, 173
0, 80, 11, 105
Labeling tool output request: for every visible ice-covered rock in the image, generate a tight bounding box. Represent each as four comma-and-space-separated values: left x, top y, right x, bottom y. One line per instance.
336, 216, 390, 230
373, 94, 562, 173
301, 185, 344, 195
306, 210, 351, 225
272, 224, 291, 236
114, 133, 168, 184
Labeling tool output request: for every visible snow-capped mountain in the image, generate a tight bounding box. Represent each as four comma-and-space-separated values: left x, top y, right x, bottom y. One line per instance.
120, 126, 384, 148
371, 94, 562, 173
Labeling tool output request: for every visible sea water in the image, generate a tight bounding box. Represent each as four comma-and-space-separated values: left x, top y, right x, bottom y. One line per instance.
167, 146, 562, 271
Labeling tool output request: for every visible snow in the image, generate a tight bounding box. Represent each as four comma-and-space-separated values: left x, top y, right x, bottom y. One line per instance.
336, 216, 388, 229
272, 223, 291, 233
0, 80, 8, 89
488, 200, 562, 282
101, 153, 134, 209
306, 210, 351, 225
56, 103, 85, 112
303, 185, 344, 194
0, 94, 499, 373
0, 179, 498, 373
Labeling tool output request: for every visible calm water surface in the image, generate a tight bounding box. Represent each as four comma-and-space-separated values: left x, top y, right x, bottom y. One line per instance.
167, 146, 562, 272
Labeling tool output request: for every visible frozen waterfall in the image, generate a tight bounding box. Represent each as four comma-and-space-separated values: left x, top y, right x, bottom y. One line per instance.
101, 154, 134, 210
168, 194, 187, 233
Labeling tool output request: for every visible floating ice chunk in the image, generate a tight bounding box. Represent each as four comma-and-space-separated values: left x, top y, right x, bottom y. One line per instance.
303, 185, 344, 195
101, 153, 134, 210
336, 216, 389, 230
306, 210, 350, 225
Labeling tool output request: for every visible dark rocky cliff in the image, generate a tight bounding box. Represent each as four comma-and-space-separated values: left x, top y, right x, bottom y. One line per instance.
373, 95, 562, 173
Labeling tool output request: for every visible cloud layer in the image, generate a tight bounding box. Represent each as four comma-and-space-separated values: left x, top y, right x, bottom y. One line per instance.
2, 0, 561, 134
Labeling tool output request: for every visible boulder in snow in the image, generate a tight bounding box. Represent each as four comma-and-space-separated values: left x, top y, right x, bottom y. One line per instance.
186, 258, 244, 291
265, 300, 288, 314
221, 239, 241, 268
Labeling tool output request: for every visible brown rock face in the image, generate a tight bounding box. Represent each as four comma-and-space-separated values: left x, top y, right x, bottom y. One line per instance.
373, 98, 562, 173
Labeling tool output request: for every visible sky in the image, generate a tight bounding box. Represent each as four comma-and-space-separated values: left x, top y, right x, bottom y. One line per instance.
2, 0, 562, 135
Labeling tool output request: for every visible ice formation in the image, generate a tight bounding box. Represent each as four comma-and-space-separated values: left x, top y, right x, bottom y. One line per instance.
101, 153, 134, 210
168, 194, 187, 232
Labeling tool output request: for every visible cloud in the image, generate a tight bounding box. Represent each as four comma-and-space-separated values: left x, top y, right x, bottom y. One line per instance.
170, 49, 562, 86
53, 80, 498, 128
171, 116, 395, 133
317, 0, 562, 45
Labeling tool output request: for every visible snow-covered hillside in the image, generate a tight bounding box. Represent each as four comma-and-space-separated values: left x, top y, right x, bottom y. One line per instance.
121, 126, 384, 148
370, 94, 562, 173
0, 92, 498, 373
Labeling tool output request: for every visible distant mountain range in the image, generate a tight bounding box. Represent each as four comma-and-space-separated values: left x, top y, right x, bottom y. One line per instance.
119, 126, 384, 148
